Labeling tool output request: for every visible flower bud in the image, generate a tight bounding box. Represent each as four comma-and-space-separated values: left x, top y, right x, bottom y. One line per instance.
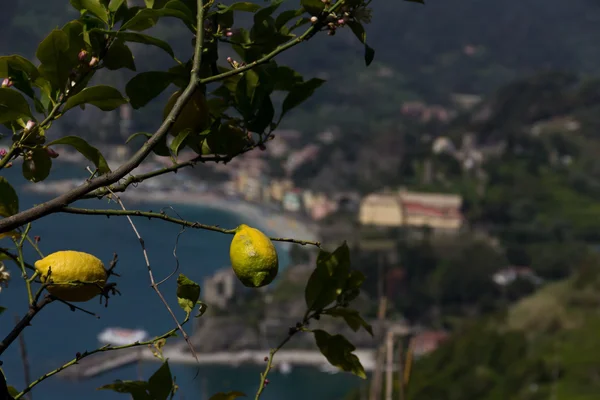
25, 120, 36, 131
226, 30, 233, 37
310, 16, 318, 24
89, 57, 99, 67
226, 57, 233, 63
34, 236, 41, 243
46, 147, 59, 159
78, 50, 88, 62
327, 29, 336, 36
0, 149, 6, 158
259, 143, 267, 151
1, 78, 12, 88
264, 356, 269, 362
4, 162, 12, 169
337, 18, 345, 25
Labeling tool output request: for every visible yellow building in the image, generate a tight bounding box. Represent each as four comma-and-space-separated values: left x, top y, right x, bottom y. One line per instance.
359, 189, 463, 232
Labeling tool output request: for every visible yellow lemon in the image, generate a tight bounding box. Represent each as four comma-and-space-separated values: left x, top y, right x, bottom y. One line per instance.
230, 224, 278, 288
163, 89, 210, 137
34, 251, 107, 302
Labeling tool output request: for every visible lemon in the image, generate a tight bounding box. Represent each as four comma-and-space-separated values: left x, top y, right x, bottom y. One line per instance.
34, 251, 107, 302
230, 224, 279, 288
163, 89, 210, 137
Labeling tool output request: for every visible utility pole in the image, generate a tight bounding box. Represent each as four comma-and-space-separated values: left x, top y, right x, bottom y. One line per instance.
369, 251, 388, 400
385, 330, 394, 400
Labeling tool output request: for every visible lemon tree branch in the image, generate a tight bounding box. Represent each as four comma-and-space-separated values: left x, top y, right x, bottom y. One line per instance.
59, 207, 321, 247
0, 0, 343, 235
0, 296, 54, 357
13, 317, 190, 400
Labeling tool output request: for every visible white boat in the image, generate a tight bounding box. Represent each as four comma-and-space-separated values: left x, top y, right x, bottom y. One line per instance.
98, 327, 149, 346
319, 364, 340, 374
279, 361, 293, 375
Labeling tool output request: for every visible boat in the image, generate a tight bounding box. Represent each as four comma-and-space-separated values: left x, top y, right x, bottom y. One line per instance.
279, 361, 293, 375
97, 327, 149, 346
319, 364, 340, 374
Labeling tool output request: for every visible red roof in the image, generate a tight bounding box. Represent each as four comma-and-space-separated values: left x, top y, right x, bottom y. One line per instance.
402, 201, 461, 219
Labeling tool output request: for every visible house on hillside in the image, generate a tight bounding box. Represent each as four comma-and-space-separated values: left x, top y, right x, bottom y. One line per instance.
203, 267, 245, 310
411, 330, 449, 357
358, 189, 464, 234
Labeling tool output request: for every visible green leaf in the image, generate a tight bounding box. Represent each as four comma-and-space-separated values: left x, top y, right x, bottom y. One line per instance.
0, 88, 33, 124
0, 307, 5, 316
70, 0, 110, 24
148, 361, 173, 400
7, 385, 19, 397
126, 132, 171, 157
313, 330, 367, 379
0, 177, 19, 217
121, 6, 193, 31
108, 0, 126, 12
248, 96, 274, 133
126, 71, 173, 109
98, 380, 151, 400
0, 56, 39, 80
275, 8, 304, 30
145, 0, 155, 7
63, 85, 127, 112
305, 243, 351, 311
217, 2, 261, 13
301, 0, 325, 16
170, 130, 190, 156
36, 29, 71, 92
22, 149, 52, 183
47, 136, 111, 174
209, 392, 247, 400
323, 308, 373, 336
176, 274, 200, 315
281, 78, 325, 119
103, 39, 136, 71
364, 44, 375, 67
108, 31, 175, 58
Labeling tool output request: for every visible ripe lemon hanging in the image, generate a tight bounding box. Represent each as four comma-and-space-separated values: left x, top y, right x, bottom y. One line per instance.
34, 251, 107, 302
162, 89, 210, 137
230, 224, 279, 288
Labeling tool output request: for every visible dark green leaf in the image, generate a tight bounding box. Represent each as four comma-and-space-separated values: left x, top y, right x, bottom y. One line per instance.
281, 78, 325, 118
7, 385, 18, 397
272, 66, 303, 91
305, 243, 351, 311
148, 361, 173, 400
254, 0, 283, 25
0, 306, 5, 316
0, 56, 39, 80
126, 132, 171, 157
217, 2, 261, 13
170, 130, 190, 156
313, 330, 367, 379
0, 88, 33, 124
248, 96, 274, 133
346, 270, 365, 290
347, 20, 365, 43
36, 30, 71, 92
63, 85, 127, 112
98, 380, 151, 400
103, 39, 136, 71
323, 308, 373, 336
126, 71, 173, 109
0, 177, 18, 218
364, 44, 375, 66
108, 0, 126, 12
22, 149, 52, 183
177, 274, 200, 315
301, 0, 325, 16
405, 0, 425, 3
47, 136, 111, 174
109, 31, 175, 58
70, 0, 110, 24
121, 6, 193, 31
208, 392, 247, 400
275, 8, 304, 30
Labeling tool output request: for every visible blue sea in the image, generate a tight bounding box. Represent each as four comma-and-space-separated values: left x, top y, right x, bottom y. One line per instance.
0, 163, 362, 399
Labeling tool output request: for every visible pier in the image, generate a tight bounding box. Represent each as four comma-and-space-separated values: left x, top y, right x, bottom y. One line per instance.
57, 344, 376, 380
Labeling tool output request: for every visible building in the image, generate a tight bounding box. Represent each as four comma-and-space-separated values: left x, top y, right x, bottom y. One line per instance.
203, 267, 245, 310
492, 266, 544, 287
282, 190, 302, 213
411, 330, 449, 357
358, 189, 463, 233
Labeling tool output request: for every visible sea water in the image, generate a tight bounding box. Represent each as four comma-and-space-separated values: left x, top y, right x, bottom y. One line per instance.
0, 164, 362, 399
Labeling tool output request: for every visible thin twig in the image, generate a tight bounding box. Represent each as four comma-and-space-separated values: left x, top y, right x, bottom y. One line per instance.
104, 187, 199, 363
13, 317, 189, 400
13, 225, 34, 304
14, 315, 32, 400
0, 249, 35, 271
59, 208, 321, 247
51, 297, 100, 319
0, 296, 54, 357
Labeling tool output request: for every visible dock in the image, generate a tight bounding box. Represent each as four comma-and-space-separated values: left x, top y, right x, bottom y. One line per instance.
57, 344, 376, 380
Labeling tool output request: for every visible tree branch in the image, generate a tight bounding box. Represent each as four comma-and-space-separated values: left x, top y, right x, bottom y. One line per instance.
0, 297, 53, 357
59, 207, 321, 247
13, 317, 189, 400
0, 0, 342, 235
